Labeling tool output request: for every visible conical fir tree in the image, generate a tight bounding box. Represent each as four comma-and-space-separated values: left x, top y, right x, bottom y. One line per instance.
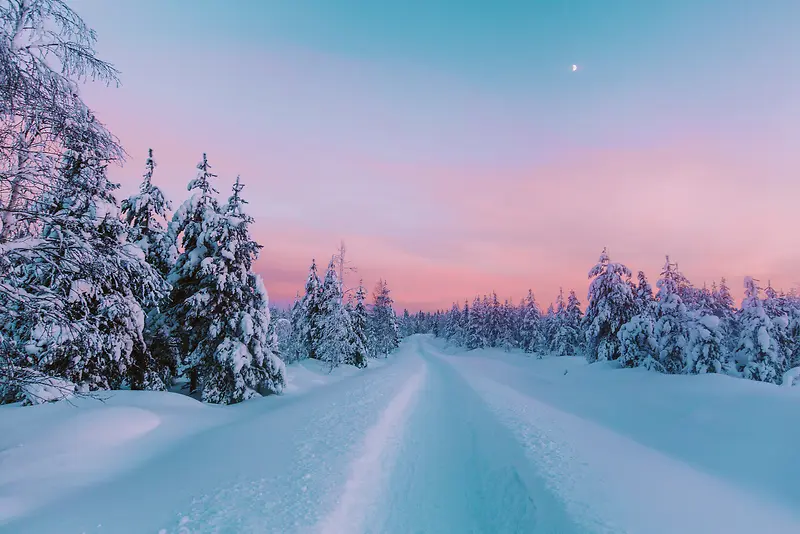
197, 176, 286, 403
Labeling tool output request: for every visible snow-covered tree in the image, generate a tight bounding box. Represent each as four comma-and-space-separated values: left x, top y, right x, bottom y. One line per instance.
316, 259, 352, 368
653, 257, 691, 374
120, 149, 175, 276
552, 289, 584, 356
368, 279, 400, 357
618, 313, 659, 370
167, 161, 285, 403
735, 277, 786, 384
685, 313, 727, 374
0, 0, 161, 402
349, 282, 370, 367
583, 248, 635, 363
1, 124, 167, 400
519, 289, 543, 354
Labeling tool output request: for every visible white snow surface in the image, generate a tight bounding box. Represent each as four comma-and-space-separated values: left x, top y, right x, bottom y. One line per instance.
2, 335, 799, 533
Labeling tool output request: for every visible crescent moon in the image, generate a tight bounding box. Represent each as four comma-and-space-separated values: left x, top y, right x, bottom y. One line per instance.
572, 64, 577, 72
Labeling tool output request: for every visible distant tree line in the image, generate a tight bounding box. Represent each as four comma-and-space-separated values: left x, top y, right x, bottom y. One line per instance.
402, 249, 800, 385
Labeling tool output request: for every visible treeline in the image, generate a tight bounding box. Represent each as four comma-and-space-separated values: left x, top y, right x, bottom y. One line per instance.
270, 260, 400, 369
402, 249, 800, 385
0, 1, 399, 406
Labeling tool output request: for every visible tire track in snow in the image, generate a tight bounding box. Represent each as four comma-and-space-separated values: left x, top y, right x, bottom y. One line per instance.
444, 348, 800, 534
315, 361, 426, 534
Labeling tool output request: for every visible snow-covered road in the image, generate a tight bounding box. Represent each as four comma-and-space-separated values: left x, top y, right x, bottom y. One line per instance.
4, 335, 800, 534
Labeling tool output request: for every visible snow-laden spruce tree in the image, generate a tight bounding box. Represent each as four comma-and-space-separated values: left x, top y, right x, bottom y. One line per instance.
734, 277, 786, 384
519, 289, 543, 354
653, 257, 691, 374
634, 271, 655, 314
166, 153, 221, 393
466, 296, 485, 349
199, 177, 285, 402
500, 299, 518, 351
368, 279, 400, 357
120, 148, 177, 388
583, 248, 635, 363
317, 259, 362, 368
348, 282, 369, 367
618, 313, 660, 369
299, 259, 323, 360
286, 294, 306, 363
121, 149, 176, 276
619, 272, 659, 369
552, 289, 584, 356
167, 160, 285, 402
685, 312, 728, 374
1, 123, 167, 401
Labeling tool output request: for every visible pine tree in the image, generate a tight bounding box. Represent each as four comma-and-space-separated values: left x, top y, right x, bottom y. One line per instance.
552, 288, 584, 356
618, 314, 659, 369
120, 149, 177, 389
166, 153, 221, 394
300, 259, 323, 360
1, 125, 167, 400
368, 279, 400, 357
120, 149, 175, 276
735, 277, 786, 383
685, 313, 727, 374
201, 177, 285, 402
654, 256, 692, 374
634, 271, 655, 314
287, 294, 307, 363
519, 289, 542, 354
167, 171, 285, 403
317, 259, 353, 368
349, 282, 370, 367
583, 248, 635, 363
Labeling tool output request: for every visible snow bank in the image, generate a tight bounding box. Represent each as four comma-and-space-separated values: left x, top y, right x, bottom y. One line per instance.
0, 357, 388, 525
0, 391, 225, 523
434, 338, 800, 513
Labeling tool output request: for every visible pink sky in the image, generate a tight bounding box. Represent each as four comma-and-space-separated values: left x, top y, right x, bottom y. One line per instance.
78, 3, 800, 311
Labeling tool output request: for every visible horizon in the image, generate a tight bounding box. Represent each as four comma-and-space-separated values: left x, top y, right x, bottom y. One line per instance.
75, 0, 800, 312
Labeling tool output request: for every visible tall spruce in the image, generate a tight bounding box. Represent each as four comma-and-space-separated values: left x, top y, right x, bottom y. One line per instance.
583, 248, 635, 363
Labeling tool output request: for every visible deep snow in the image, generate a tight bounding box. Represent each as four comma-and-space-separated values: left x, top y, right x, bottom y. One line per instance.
2, 335, 799, 533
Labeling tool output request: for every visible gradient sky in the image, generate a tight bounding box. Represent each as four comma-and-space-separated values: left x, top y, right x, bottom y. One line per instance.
74, 0, 800, 310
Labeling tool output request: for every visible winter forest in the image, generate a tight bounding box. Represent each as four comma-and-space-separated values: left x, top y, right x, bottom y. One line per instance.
402, 249, 800, 386
2, 1, 799, 410
0, 0, 399, 406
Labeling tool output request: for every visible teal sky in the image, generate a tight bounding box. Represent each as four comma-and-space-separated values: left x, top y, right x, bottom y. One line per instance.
76, 0, 800, 310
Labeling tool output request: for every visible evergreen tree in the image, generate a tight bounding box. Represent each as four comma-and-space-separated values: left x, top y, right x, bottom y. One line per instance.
120, 148, 177, 389
583, 248, 635, 363
552, 289, 584, 356
368, 279, 400, 357
167, 171, 284, 403
120, 149, 175, 276
166, 153, 221, 394
317, 259, 356, 368
735, 277, 786, 383
618, 313, 659, 370
349, 282, 370, 367
519, 290, 542, 353
286, 294, 306, 363
654, 256, 691, 374
300, 259, 323, 360
685, 312, 727, 374
1, 126, 167, 400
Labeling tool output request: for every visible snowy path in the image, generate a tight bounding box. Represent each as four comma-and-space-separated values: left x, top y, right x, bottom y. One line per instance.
362, 338, 578, 533
5, 335, 800, 534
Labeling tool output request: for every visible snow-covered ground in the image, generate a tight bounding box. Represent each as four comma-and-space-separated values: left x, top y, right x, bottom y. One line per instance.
2, 335, 799, 533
